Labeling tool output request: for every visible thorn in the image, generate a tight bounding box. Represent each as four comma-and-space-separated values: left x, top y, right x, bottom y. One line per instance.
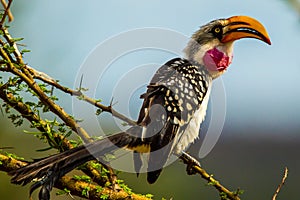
79, 74, 84, 91
50, 86, 54, 96
109, 97, 118, 108
109, 97, 114, 107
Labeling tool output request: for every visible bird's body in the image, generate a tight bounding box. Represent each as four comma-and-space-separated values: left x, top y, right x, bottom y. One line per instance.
132, 58, 212, 182
9, 16, 271, 200
137, 58, 212, 154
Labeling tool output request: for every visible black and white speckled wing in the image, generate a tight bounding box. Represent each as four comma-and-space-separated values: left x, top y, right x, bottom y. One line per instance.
136, 58, 212, 183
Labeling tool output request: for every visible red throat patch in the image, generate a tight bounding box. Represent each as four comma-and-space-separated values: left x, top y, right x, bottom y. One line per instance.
203, 48, 233, 71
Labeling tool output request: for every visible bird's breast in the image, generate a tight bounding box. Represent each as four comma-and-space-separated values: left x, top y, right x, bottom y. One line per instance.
174, 85, 211, 154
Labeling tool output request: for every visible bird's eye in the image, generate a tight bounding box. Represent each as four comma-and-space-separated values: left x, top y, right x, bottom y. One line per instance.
214, 27, 221, 33
211, 25, 223, 40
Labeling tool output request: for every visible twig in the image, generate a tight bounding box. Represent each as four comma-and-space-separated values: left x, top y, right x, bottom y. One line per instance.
0, 26, 136, 127
0, 83, 73, 151
180, 152, 241, 200
0, 0, 13, 24
25, 64, 137, 126
272, 167, 288, 200
1, 27, 24, 64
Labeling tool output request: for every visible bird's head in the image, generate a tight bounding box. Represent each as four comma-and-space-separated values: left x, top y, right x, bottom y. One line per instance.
184, 15, 271, 79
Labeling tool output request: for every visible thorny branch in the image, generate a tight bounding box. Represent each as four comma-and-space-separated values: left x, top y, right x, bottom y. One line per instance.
0, 28, 91, 144
0, 154, 151, 200
0, 82, 74, 151
25, 65, 137, 126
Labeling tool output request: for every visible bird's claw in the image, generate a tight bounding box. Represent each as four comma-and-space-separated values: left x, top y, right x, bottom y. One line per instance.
180, 151, 201, 175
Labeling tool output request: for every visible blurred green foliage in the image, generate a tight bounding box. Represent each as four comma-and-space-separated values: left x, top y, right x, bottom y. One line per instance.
284, 0, 300, 16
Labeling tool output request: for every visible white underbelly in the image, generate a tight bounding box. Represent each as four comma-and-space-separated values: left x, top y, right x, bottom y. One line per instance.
174, 85, 211, 154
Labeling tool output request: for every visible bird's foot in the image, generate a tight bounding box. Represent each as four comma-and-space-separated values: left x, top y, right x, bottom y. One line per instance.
180, 151, 201, 175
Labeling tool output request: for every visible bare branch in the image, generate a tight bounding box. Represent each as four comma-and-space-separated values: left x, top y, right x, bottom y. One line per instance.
272, 167, 288, 200
180, 152, 241, 200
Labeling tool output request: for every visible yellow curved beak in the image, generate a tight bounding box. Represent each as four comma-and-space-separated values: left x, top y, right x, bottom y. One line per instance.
221, 16, 271, 45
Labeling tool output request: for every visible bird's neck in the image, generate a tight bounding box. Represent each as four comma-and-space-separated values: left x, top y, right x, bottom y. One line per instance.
184, 41, 234, 79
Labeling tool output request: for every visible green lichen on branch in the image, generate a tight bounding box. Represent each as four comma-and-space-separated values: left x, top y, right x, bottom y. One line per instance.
0, 153, 152, 200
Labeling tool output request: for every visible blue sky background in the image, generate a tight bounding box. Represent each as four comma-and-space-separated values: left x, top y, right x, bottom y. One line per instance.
8, 1, 300, 133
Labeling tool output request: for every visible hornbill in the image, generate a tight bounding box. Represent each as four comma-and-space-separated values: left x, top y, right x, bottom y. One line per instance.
9, 16, 271, 199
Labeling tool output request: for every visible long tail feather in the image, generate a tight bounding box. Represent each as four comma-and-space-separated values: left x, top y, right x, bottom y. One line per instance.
9, 130, 140, 199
